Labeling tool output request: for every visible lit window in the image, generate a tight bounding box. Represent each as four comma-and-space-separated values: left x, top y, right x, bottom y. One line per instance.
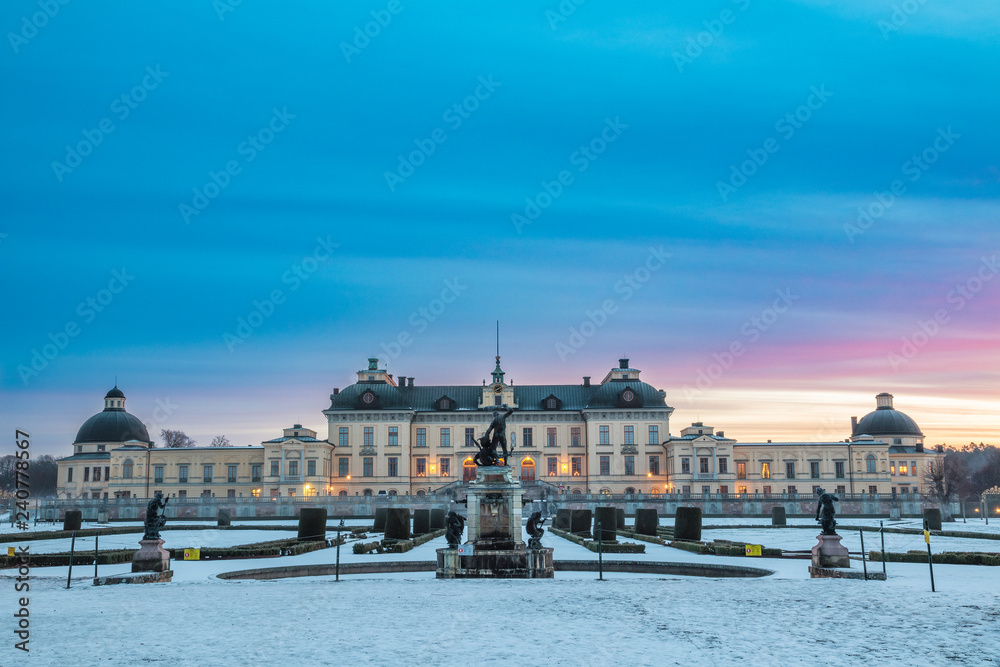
416, 458, 426, 477
649, 456, 660, 476
440, 458, 450, 477
737, 462, 746, 479
761, 462, 770, 479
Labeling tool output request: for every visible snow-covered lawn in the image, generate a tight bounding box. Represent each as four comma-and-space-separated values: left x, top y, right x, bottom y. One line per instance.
3, 524, 999, 665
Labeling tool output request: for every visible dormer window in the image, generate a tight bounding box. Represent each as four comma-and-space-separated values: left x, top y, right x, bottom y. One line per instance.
545, 398, 557, 409
97, 445, 106, 452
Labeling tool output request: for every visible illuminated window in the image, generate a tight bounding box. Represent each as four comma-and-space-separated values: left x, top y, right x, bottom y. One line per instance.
911, 460, 917, 477
251, 488, 260, 498
899, 463, 908, 475
890, 464, 896, 476
520, 458, 534, 480
440, 458, 450, 476
547, 457, 557, 476
571, 457, 582, 476
737, 462, 746, 479
761, 462, 770, 479
416, 458, 426, 477
649, 456, 660, 476
463, 458, 476, 480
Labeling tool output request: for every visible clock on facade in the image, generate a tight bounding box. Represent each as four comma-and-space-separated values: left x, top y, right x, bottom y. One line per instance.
622, 389, 635, 402
362, 392, 375, 404
492, 383, 504, 394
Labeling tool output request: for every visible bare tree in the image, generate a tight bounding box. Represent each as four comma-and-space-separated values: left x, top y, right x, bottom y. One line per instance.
924, 451, 965, 522
161, 429, 196, 448
210, 435, 231, 447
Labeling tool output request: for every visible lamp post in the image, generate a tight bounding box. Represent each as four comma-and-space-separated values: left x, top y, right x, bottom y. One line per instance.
346, 474, 351, 498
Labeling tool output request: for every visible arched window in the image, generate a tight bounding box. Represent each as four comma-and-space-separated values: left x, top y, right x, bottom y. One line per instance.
599, 487, 611, 496
624, 487, 636, 496
122, 459, 134, 479
338, 490, 348, 497
520, 458, 535, 481
463, 458, 476, 481
363, 488, 373, 497
416, 490, 426, 497
866, 454, 877, 473
650, 487, 661, 497
546, 398, 557, 409
387, 489, 397, 497
571, 489, 582, 496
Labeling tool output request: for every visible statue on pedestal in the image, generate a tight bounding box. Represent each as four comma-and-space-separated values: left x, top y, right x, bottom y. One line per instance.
815, 488, 839, 535
474, 405, 515, 467
526, 511, 546, 550
143, 491, 169, 541
445, 511, 466, 549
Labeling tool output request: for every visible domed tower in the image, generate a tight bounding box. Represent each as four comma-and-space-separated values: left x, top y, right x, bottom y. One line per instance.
851, 393, 924, 448
58, 386, 152, 500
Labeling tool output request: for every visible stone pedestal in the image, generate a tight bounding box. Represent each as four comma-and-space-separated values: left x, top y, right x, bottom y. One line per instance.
437, 466, 553, 578
811, 533, 850, 569
132, 539, 171, 573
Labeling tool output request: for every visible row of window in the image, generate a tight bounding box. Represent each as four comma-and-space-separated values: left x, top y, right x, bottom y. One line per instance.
673, 456, 880, 479
65, 466, 110, 483
890, 461, 920, 477
337, 425, 662, 448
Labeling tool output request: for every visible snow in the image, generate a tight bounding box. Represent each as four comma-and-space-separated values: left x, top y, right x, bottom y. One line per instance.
3, 521, 1000, 665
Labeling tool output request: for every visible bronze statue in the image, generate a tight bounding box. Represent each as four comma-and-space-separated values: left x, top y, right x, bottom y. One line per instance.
484, 405, 514, 465
143, 491, 169, 540
445, 511, 465, 548
473, 433, 500, 467
815, 488, 839, 535
526, 511, 546, 550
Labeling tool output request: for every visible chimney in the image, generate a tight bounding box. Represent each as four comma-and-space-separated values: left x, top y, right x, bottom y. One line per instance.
717, 431, 724, 438
619, 358, 629, 369
851, 416, 858, 431
916, 442, 924, 452
333, 388, 340, 395
408, 378, 414, 387
583, 376, 591, 387
935, 445, 943, 453
767, 439, 771, 443
398, 377, 406, 387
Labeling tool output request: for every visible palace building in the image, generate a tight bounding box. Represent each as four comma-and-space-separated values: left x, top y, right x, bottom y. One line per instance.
55, 357, 944, 502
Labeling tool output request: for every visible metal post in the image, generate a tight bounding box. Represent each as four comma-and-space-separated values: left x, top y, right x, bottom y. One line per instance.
66, 531, 76, 589
962, 497, 967, 523
596, 520, 603, 581
924, 519, 935, 592
335, 518, 344, 582
859, 529, 867, 580
880, 521, 886, 575
94, 529, 100, 579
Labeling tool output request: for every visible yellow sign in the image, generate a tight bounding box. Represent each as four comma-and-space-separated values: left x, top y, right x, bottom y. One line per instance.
745, 544, 762, 557
184, 549, 200, 560
6, 547, 14, 557
924, 530, 930, 544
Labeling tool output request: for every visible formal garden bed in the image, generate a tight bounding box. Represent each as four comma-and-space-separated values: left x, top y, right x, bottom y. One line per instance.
869, 550, 1000, 566
352, 528, 446, 555
550, 527, 646, 553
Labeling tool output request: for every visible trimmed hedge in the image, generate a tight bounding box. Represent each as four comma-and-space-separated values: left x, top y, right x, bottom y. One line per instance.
0, 524, 301, 544
668, 540, 713, 554
549, 527, 645, 553
353, 529, 446, 556
870, 550, 1000, 566
667, 540, 782, 557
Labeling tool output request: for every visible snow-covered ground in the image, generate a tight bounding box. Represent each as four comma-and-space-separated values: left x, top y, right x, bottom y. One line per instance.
13, 529, 303, 554
3, 523, 999, 665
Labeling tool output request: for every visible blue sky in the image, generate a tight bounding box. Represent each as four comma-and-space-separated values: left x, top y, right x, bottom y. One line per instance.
2, 0, 998, 456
